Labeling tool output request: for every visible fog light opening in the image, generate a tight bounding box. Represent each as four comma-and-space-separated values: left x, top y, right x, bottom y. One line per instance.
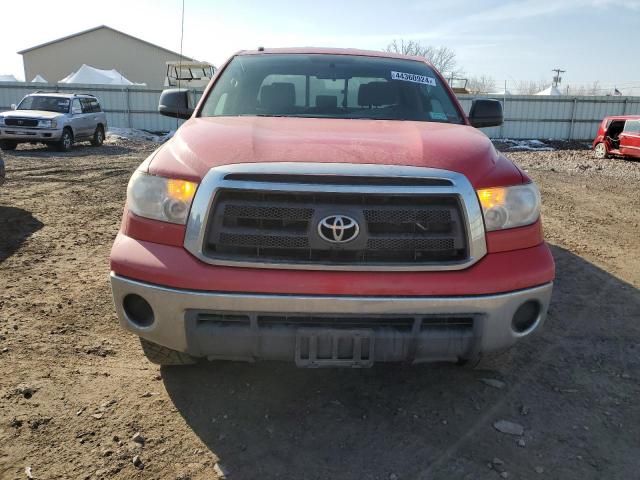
512, 300, 541, 334
123, 294, 154, 328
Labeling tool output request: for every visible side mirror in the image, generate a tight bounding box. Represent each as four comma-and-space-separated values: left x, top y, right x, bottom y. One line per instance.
468, 99, 503, 128
158, 89, 194, 120
10, 104, 16, 110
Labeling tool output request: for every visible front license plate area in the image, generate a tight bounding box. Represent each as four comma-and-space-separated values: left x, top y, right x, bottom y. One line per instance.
295, 329, 374, 368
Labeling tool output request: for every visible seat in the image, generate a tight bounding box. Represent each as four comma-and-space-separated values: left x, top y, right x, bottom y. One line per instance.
357, 82, 399, 107
260, 82, 296, 114
315, 95, 338, 112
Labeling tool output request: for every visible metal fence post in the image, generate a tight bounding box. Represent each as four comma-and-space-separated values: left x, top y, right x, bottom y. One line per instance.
500, 87, 506, 139
568, 97, 577, 140
126, 87, 132, 128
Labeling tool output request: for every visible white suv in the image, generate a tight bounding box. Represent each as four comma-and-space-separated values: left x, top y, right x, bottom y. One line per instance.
0, 92, 108, 152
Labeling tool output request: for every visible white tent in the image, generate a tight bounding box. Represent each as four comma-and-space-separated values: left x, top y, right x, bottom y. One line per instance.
59, 64, 145, 86
31, 75, 48, 83
534, 86, 562, 96
0, 74, 19, 82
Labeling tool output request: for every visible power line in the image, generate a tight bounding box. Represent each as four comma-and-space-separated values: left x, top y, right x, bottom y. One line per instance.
551, 68, 566, 87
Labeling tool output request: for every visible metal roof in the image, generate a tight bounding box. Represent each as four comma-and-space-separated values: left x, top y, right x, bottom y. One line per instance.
604, 115, 640, 120
17, 25, 195, 60
28, 92, 97, 98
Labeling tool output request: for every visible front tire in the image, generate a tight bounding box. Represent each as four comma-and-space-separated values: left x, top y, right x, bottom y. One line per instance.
90, 126, 105, 146
594, 142, 608, 159
139, 338, 197, 366
0, 140, 18, 151
56, 128, 74, 152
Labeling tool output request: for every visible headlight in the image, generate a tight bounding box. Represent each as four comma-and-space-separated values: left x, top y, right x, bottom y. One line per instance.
0, 116, 5, 126
37, 119, 56, 128
476, 183, 541, 231
127, 171, 198, 224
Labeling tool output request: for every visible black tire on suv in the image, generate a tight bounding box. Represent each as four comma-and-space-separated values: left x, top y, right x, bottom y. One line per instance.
0, 140, 18, 151
90, 126, 105, 147
139, 338, 197, 366
56, 128, 74, 152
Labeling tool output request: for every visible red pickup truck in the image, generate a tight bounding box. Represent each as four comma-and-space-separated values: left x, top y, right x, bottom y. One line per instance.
110, 48, 554, 368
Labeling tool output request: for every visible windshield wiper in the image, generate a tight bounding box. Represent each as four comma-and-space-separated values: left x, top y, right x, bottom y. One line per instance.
237, 114, 291, 118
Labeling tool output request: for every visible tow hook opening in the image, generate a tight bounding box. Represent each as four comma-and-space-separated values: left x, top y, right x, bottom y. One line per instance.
511, 300, 541, 334
123, 294, 155, 328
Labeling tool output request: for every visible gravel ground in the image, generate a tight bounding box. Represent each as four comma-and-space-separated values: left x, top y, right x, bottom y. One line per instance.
0, 140, 639, 480
512, 150, 640, 181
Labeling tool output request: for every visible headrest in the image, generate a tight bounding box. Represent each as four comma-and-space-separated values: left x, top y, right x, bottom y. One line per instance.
358, 82, 399, 107
316, 95, 338, 110
260, 82, 296, 112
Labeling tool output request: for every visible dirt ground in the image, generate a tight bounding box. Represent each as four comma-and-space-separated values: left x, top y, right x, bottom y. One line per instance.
0, 139, 639, 480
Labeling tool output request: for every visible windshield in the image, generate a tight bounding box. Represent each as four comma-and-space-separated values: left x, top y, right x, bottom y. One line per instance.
200, 54, 464, 123
17, 96, 70, 113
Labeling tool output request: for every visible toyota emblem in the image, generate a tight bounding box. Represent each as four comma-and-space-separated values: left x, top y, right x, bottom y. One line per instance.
317, 215, 360, 243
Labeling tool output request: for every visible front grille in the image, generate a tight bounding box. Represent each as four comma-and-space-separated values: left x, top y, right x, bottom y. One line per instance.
219, 232, 310, 248
194, 311, 474, 333
204, 189, 468, 266
4, 118, 38, 127
257, 315, 416, 331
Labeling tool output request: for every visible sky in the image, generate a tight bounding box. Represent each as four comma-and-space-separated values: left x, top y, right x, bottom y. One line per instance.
1, 0, 639, 94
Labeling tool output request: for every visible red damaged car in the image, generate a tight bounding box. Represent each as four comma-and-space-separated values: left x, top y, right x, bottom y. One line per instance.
593, 115, 640, 159
109, 48, 555, 368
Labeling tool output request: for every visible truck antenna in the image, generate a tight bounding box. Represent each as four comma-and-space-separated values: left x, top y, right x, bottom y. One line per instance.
177, 0, 186, 129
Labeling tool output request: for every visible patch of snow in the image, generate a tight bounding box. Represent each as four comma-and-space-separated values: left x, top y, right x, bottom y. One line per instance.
31, 75, 48, 83
497, 139, 555, 151
107, 128, 173, 143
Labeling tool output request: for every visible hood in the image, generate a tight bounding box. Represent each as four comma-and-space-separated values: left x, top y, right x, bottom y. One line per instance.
148, 116, 523, 188
1, 110, 64, 120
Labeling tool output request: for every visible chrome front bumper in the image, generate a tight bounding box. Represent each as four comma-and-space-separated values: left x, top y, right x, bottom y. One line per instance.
0, 128, 63, 141
110, 273, 553, 364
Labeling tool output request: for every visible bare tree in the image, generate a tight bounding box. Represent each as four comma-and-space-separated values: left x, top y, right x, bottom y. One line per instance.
467, 75, 497, 94
587, 80, 601, 96
516, 80, 551, 95
386, 39, 462, 77
565, 81, 602, 96
570, 84, 587, 96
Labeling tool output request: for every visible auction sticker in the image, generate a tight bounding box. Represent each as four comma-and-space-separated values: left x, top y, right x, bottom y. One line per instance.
391, 71, 436, 86
429, 112, 448, 121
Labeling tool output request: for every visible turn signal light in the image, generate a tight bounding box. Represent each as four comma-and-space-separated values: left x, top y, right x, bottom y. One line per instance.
167, 179, 197, 202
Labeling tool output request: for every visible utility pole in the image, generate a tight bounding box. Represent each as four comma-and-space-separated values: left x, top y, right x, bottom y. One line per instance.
552, 68, 566, 87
